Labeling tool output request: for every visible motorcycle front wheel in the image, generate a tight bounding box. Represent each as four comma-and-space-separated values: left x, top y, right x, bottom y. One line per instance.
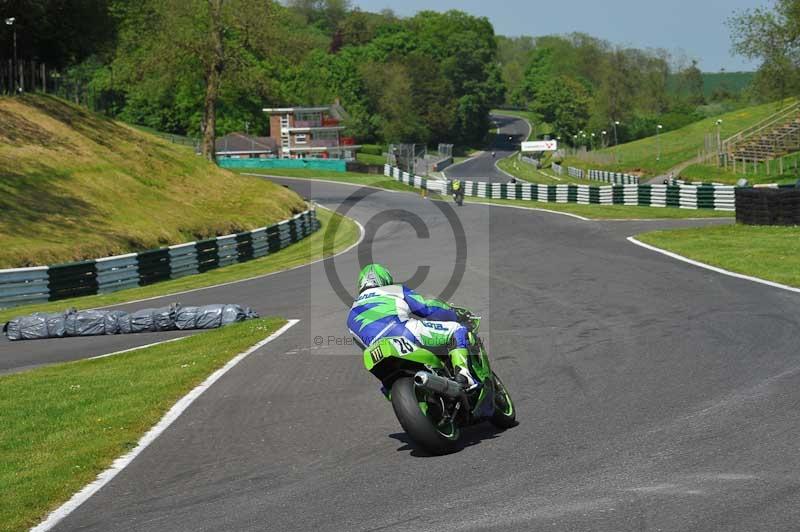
391, 377, 460, 455
489, 372, 517, 429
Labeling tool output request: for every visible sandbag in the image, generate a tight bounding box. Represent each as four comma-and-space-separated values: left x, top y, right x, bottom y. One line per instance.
3, 302, 256, 341
194, 304, 259, 329
3, 311, 68, 341
128, 306, 176, 333
65, 309, 112, 337
174, 305, 201, 330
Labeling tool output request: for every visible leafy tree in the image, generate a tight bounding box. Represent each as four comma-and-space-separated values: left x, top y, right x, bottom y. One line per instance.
0, 0, 117, 67
728, 0, 800, 101
529, 75, 591, 136
288, 0, 351, 34
678, 60, 706, 106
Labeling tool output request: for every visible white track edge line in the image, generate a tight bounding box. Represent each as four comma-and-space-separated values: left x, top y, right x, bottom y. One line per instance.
30, 318, 300, 532
87, 336, 192, 360
93, 207, 365, 310
457, 199, 591, 221
627, 237, 800, 295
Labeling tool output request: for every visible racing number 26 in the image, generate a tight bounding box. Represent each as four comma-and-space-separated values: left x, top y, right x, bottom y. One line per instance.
392, 338, 415, 355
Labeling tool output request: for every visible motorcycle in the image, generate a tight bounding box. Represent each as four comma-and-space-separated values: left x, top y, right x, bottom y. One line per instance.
451, 181, 464, 206
361, 309, 516, 455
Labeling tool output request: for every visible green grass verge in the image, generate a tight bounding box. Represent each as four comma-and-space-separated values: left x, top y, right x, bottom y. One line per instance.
235, 168, 420, 193
465, 197, 734, 220
0, 208, 359, 324
497, 153, 594, 185
637, 224, 800, 288
681, 158, 800, 186
562, 99, 795, 176
356, 152, 386, 165
0, 317, 286, 532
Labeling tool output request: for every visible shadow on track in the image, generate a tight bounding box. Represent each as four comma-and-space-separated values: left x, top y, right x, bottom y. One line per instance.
388, 422, 511, 457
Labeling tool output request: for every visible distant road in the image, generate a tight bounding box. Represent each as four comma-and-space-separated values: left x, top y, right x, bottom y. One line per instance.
444, 113, 531, 183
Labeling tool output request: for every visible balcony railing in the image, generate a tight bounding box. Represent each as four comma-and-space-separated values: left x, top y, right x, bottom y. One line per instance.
294, 120, 322, 128
310, 139, 340, 147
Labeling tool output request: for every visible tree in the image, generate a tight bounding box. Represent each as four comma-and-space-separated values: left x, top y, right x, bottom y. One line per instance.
112, 0, 294, 160
529, 75, 591, 136
678, 60, 706, 106
728, 0, 800, 101
287, 0, 351, 34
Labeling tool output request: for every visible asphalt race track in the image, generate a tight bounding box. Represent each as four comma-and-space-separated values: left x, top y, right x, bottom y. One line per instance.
9, 179, 800, 531
444, 114, 530, 182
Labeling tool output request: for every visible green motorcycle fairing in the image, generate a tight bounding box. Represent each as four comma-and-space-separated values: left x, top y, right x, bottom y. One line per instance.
363, 334, 497, 417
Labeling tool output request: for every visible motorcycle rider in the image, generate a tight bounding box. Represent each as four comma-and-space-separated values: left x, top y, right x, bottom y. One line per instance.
452, 179, 464, 205
347, 264, 478, 390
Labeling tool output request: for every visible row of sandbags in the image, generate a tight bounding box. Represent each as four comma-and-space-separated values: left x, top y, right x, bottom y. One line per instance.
2, 303, 259, 341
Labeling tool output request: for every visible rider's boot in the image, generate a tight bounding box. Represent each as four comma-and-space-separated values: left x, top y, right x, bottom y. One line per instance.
449, 347, 478, 392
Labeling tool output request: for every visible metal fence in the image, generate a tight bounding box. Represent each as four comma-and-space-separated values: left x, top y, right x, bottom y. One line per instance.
0, 208, 319, 310
0, 59, 49, 95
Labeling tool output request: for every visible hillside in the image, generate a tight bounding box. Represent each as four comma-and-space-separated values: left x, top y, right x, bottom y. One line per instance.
563, 99, 794, 176
666, 71, 755, 98
0, 95, 306, 268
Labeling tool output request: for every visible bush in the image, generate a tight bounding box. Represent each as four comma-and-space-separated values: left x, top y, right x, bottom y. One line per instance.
360, 144, 385, 156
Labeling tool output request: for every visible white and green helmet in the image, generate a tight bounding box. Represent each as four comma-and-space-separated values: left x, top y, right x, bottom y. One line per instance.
358, 263, 394, 292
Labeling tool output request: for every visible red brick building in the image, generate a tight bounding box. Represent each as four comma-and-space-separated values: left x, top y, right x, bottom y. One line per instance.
263, 103, 360, 160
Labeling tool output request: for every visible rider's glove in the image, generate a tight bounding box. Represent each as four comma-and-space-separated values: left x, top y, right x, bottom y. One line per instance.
454, 307, 473, 323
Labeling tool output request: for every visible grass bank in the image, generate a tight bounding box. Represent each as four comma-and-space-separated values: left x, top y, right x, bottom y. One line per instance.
465, 197, 734, 220
636, 224, 800, 288
0, 95, 305, 268
681, 158, 800, 186
0, 317, 286, 532
0, 208, 359, 324
497, 153, 594, 185
562, 99, 794, 176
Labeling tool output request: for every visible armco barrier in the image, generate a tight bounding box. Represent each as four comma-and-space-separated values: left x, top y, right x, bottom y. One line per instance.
0, 207, 319, 310
385, 165, 736, 212
567, 166, 584, 179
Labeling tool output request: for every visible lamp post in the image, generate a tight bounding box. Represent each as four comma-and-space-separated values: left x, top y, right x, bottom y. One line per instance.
4, 17, 16, 93
591, 132, 596, 151
656, 124, 663, 161
715, 119, 723, 167
601, 130, 607, 149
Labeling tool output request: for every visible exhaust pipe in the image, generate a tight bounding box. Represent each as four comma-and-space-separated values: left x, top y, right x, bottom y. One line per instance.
414, 371, 464, 399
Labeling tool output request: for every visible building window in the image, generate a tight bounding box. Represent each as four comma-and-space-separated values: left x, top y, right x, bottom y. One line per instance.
295, 133, 307, 144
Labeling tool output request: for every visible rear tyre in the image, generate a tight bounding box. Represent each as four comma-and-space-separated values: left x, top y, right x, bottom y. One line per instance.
489, 372, 517, 429
391, 377, 459, 455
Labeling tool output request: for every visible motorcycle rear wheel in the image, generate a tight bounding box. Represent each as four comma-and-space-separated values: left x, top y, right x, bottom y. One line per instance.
391, 377, 460, 455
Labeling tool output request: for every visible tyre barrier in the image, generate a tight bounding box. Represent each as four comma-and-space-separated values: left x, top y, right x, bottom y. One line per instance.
586, 169, 639, 185
387, 166, 448, 193
386, 165, 735, 212
0, 207, 319, 310
735, 186, 800, 226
